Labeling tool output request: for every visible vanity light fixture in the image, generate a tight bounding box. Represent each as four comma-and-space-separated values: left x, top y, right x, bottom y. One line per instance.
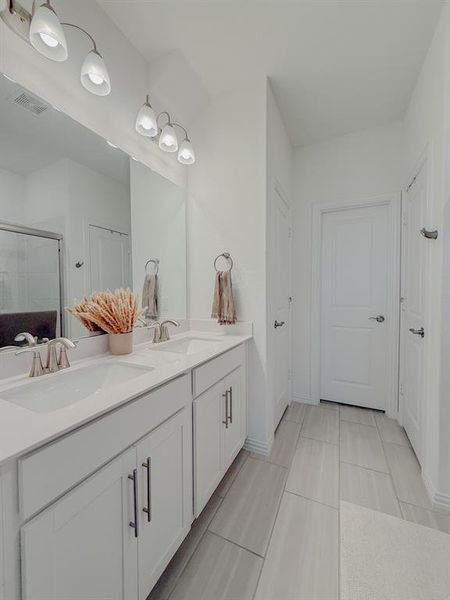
135, 95, 158, 138
1, 1, 111, 96
29, 1, 67, 62
135, 100, 196, 164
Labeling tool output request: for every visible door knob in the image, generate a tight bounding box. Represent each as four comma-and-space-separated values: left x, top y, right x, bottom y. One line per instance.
368, 315, 385, 323
409, 327, 425, 338
274, 320, 285, 329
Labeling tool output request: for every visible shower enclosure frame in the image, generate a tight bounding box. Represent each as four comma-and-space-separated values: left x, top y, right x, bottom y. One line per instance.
0, 220, 65, 338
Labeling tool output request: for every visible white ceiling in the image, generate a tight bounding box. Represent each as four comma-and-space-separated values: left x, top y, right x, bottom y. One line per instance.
99, 0, 443, 147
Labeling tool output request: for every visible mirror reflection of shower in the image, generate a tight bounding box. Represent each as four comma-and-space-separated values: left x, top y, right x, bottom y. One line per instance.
0, 223, 63, 348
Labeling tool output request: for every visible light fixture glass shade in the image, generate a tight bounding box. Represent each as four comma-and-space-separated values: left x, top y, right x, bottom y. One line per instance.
29, 2, 68, 62
135, 101, 157, 137
159, 123, 178, 152
178, 138, 195, 165
81, 50, 111, 96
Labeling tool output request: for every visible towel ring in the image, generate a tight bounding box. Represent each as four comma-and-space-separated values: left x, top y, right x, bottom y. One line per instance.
214, 252, 233, 272
145, 259, 160, 275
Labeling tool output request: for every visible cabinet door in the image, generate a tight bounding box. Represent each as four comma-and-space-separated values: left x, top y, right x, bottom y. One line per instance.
21, 447, 138, 600
193, 380, 224, 516
136, 407, 192, 598
223, 368, 245, 469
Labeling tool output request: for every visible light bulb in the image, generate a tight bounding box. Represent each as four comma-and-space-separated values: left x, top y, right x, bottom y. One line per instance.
135, 98, 157, 137
159, 123, 178, 153
39, 32, 58, 47
178, 138, 196, 165
81, 50, 111, 96
29, 2, 68, 62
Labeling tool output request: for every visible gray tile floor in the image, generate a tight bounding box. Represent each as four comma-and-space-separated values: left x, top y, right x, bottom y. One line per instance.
149, 402, 450, 600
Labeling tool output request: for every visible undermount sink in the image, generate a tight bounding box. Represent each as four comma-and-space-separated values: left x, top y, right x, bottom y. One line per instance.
0, 362, 153, 413
150, 336, 224, 355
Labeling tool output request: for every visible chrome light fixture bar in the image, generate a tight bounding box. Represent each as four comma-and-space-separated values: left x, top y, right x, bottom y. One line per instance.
1, 0, 111, 96
135, 99, 196, 165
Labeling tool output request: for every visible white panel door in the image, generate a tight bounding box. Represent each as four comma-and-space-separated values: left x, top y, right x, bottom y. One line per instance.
321, 205, 389, 409
401, 165, 427, 462
21, 447, 138, 600
273, 187, 291, 427
89, 225, 131, 292
136, 408, 192, 598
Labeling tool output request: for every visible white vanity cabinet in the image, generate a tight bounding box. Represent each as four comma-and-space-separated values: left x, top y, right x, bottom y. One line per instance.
136, 407, 192, 597
193, 346, 247, 515
21, 447, 138, 600
18, 378, 192, 600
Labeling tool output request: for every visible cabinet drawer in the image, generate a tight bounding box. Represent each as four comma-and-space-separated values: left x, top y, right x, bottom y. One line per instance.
193, 345, 244, 398
19, 374, 190, 521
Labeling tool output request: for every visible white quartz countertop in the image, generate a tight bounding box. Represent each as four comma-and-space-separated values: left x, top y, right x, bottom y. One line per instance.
0, 331, 251, 467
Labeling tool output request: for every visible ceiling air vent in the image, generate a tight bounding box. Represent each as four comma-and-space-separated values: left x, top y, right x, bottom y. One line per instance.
9, 89, 51, 116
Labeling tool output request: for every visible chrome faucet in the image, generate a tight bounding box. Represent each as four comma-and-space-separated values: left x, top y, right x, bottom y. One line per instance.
16, 337, 77, 377
46, 338, 77, 373
147, 319, 180, 343
158, 320, 180, 343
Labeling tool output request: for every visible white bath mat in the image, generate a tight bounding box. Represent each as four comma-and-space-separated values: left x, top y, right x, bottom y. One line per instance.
341, 501, 450, 600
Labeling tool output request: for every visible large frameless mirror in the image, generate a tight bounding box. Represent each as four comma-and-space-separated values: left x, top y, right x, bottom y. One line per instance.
0, 74, 187, 349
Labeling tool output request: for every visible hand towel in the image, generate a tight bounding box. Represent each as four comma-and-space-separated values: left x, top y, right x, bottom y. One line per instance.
211, 270, 237, 325
142, 274, 158, 319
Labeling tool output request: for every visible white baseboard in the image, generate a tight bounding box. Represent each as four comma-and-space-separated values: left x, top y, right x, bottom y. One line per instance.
423, 472, 450, 513
292, 394, 317, 406
432, 491, 450, 512
244, 436, 272, 456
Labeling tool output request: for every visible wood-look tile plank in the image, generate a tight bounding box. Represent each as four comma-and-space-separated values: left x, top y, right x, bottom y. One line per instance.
283, 402, 308, 424
340, 405, 376, 427
375, 413, 411, 446
320, 400, 339, 411
301, 405, 339, 445
208, 458, 287, 556
400, 502, 450, 534
169, 532, 263, 600
254, 493, 338, 600
149, 494, 223, 600
340, 420, 389, 473
384, 443, 432, 509
340, 462, 401, 517
286, 437, 339, 508
251, 420, 300, 468
215, 449, 249, 498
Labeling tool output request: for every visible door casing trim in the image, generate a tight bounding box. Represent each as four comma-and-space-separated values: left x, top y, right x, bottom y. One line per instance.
310, 192, 402, 418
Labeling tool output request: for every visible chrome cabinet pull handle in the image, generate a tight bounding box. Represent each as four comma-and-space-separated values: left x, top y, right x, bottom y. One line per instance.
142, 457, 152, 522
274, 320, 285, 329
229, 387, 233, 424
222, 390, 229, 428
409, 327, 425, 338
368, 315, 385, 323
128, 469, 139, 538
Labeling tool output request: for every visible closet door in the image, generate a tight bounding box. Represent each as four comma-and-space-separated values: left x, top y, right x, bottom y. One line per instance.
193, 381, 224, 516
21, 447, 138, 600
136, 407, 192, 598
223, 367, 245, 469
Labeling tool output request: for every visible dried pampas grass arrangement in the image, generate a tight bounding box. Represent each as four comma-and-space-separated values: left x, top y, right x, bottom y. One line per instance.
67, 289, 144, 335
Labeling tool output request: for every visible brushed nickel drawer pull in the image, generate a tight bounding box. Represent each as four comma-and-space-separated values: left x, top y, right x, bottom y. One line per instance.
229, 387, 233, 424
142, 457, 152, 522
222, 390, 229, 428
128, 469, 139, 538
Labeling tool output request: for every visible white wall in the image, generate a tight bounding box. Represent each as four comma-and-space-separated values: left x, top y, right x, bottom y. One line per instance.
292, 122, 403, 404
131, 159, 187, 321
402, 4, 450, 505
187, 81, 271, 450
0, 0, 186, 188
266, 80, 293, 429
